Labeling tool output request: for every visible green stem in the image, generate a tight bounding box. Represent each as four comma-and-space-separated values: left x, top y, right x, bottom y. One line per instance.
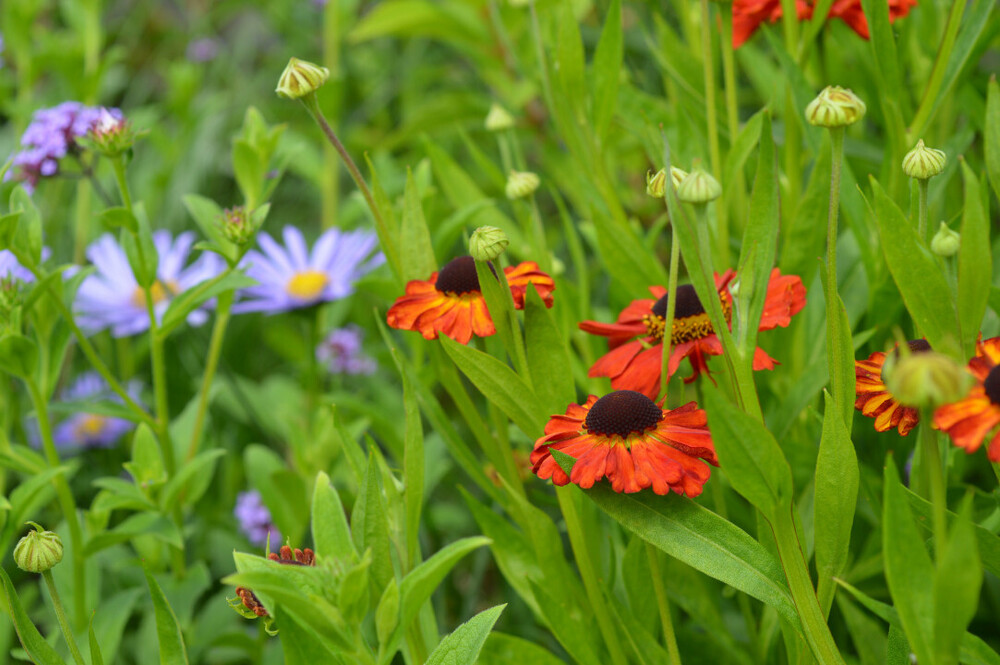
719, 10, 747, 235
825, 128, 848, 427
184, 290, 233, 462
529, 2, 556, 121
42, 570, 86, 665
699, 0, 726, 266
917, 178, 929, 243
771, 507, 845, 665
645, 543, 681, 665
919, 417, 948, 558
557, 488, 628, 665
27, 381, 86, 629
527, 196, 551, 273
784, 90, 802, 217
908, 0, 966, 142
659, 223, 682, 401
476, 337, 525, 494
321, 0, 342, 229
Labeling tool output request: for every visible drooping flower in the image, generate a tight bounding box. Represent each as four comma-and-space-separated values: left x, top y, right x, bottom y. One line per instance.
74, 231, 224, 337
52, 372, 140, 448
933, 337, 1000, 462
386, 256, 555, 344
580, 268, 806, 399
854, 339, 929, 436
531, 391, 718, 497
316, 326, 377, 375
4, 102, 121, 193
234, 490, 281, 547
234, 226, 383, 314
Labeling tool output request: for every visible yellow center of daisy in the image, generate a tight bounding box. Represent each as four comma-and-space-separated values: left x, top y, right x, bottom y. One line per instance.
584, 390, 663, 439
286, 270, 329, 300
130, 281, 177, 308
76, 415, 106, 438
642, 284, 732, 345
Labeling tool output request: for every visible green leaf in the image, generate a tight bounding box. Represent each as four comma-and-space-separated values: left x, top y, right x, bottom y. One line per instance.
159, 271, 255, 338
473, 257, 522, 378
352, 456, 394, 589
143, 564, 190, 665
439, 335, 546, 438
424, 604, 506, 665
159, 448, 226, 512
871, 176, 960, 354
8, 187, 43, 265
904, 486, 1000, 578
703, 386, 793, 519
89, 613, 106, 665
375, 579, 400, 645
957, 162, 991, 356
232, 138, 262, 208
402, 366, 424, 567
814, 391, 858, 617
0, 334, 38, 379
400, 168, 436, 282
90, 588, 142, 665
338, 551, 372, 623
123, 423, 165, 489
986, 76, 1000, 204
524, 284, 576, 417
780, 133, 831, 281
933, 499, 983, 665
311, 471, 356, 562
99, 206, 138, 232
120, 208, 159, 289
365, 155, 402, 282
86, 512, 183, 554
591, 0, 622, 143
882, 457, 934, 665
0, 567, 64, 665
479, 633, 568, 665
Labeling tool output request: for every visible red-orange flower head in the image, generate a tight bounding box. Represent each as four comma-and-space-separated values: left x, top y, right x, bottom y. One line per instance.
854, 339, 929, 436
386, 256, 554, 344
934, 337, 1000, 462
732, 0, 917, 48
580, 268, 806, 400
532, 391, 718, 497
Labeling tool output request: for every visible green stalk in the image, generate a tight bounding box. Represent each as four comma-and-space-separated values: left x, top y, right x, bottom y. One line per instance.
42, 570, 86, 665
646, 543, 681, 665
26, 380, 86, 629
699, 0, 726, 266
476, 338, 525, 494
918, 416, 948, 558
557, 488, 628, 665
917, 178, 929, 242
184, 290, 233, 462
529, 2, 556, 121
527, 196, 552, 273
908, 0, 967, 142
659, 224, 682, 401
719, 10, 747, 232
321, 0, 342, 229
784, 90, 802, 216
824, 128, 848, 426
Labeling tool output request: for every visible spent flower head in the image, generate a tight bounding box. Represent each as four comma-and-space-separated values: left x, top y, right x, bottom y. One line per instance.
902, 139, 946, 180
805, 86, 866, 128
14, 522, 63, 573
276, 57, 330, 100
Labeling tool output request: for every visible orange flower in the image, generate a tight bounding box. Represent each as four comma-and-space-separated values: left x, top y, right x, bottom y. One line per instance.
828, 0, 918, 39
934, 337, 1000, 462
579, 268, 806, 400
732, 0, 812, 48
386, 256, 554, 344
531, 391, 718, 497
854, 339, 928, 436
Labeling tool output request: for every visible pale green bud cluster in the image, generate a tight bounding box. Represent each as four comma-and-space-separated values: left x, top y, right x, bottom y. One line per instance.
14, 522, 63, 573
276, 58, 330, 100
677, 167, 722, 204
805, 86, 866, 128
931, 222, 960, 258
469, 226, 510, 262
220, 206, 255, 246
506, 170, 540, 199
484, 104, 515, 132
902, 140, 946, 180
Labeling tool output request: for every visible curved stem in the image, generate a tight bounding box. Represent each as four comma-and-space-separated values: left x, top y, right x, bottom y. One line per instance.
659, 224, 682, 401
646, 542, 682, 665
42, 570, 86, 665
908, 0, 966, 142
700, 0, 726, 266
185, 290, 233, 462
917, 178, 929, 243
825, 128, 848, 426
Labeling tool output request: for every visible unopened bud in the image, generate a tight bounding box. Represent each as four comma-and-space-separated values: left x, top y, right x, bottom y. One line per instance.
646, 167, 689, 198
902, 140, 946, 180
276, 58, 330, 100
884, 350, 971, 409
14, 522, 63, 573
677, 167, 721, 204
805, 86, 866, 128
87, 108, 142, 157
505, 170, 540, 199
220, 206, 255, 246
469, 226, 509, 262
930, 222, 960, 257
484, 104, 515, 132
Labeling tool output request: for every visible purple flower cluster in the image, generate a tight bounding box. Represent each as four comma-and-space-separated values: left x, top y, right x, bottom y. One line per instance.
5, 102, 122, 193
316, 326, 377, 375
52, 372, 140, 449
234, 491, 281, 547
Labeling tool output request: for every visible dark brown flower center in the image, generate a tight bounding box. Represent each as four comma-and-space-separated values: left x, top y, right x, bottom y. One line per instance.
435, 256, 480, 295
881, 339, 932, 384
651, 284, 704, 319
584, 390, 662, 438
642, 284, 731, 345
984, 366, 1000, 406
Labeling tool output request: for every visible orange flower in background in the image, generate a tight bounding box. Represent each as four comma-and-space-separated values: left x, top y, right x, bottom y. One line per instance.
732, 0, 812, 48
828, 0, 918, 39
854, 339, 929, 436
580, 268, 806, 399
386, 256, 554, 344
934, 337, 1000, 462
531, 391, 718, 497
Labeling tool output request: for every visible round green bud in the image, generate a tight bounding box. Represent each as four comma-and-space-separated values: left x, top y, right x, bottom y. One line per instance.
930, 222, 960, 258
14, 522, 63, 573
646, 169, 667, 198
469, 226, 510, 262
902, 139, 946, 180
276, 58, 330, 100
805, 86, 866, 128
677, 167, 722, 204
505, 170, 540, 200
484, 103, 515, 132
220, 206, 254, 246
884, 351, 972, 409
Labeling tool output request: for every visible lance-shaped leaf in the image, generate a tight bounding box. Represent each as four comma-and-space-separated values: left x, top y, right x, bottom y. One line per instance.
424, 604, 506, 665
957, 161, 991, 357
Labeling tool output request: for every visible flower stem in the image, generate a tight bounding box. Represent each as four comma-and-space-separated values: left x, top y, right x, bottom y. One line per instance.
659, 223, 682, 401
42, 570, 86, 665
529, 2, 556, 121
699, 0, 726, 266
321, 0, 342, 230
919, 416, 948, 558
917, 178, 929, 243
184, 290, 233, 463
719, 9, 747, 230
908, 0, 966, 142
825, 128, 848, 427
646, 542, 681, 665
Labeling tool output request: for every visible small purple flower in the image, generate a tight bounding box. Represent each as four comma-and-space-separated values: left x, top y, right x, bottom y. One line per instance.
317, 326, 377, 375
186, 38, 219, 63
0, 250, 38, 283
234, 226, 383, 314
235, 491, 281, 547
74, 231, 224, 337
52, 372, 139, 449
5, 103, 122, 193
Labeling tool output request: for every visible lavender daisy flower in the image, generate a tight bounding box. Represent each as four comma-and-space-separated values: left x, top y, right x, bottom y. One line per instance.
0, 250, 38, 283
186, 37, 219, 63
234, 226, 383, 314
5, 102, 121, 193
74, 231, 224, 337
52, 372, 140, 448
317, 326, 377, 375
235, 491, 281, 547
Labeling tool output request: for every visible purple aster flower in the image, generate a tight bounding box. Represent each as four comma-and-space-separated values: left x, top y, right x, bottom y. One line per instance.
0, 250, 38, 283
235, 491, 281, 547
52, 372, 140, 449
74, 231, 224, 337
5, 103, 122, 193
234, 226, 384, 314
316, 325, 377, 375
186, 37, 219, 63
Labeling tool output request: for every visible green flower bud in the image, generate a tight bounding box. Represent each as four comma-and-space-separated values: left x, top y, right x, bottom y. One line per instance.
14, 522, 63, 573
930, 222, 960, 258
87, 109, 145, 158
902, 139, 946, 180
484, 103, 515, 132
469, 226, 509, 262
220, 206, 255, 246
805, 86, 866, 128
645, 167, 688, 198
276, 58, 330, 100
677, 167, 722, 204
505, 170, 540, 199
884, 350, 972, 409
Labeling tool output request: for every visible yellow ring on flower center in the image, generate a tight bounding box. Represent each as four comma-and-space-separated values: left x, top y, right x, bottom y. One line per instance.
286, 270, 329, 300
130, 280, 178, 308
643, 298, 733, 345
76, 414, 107, 438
